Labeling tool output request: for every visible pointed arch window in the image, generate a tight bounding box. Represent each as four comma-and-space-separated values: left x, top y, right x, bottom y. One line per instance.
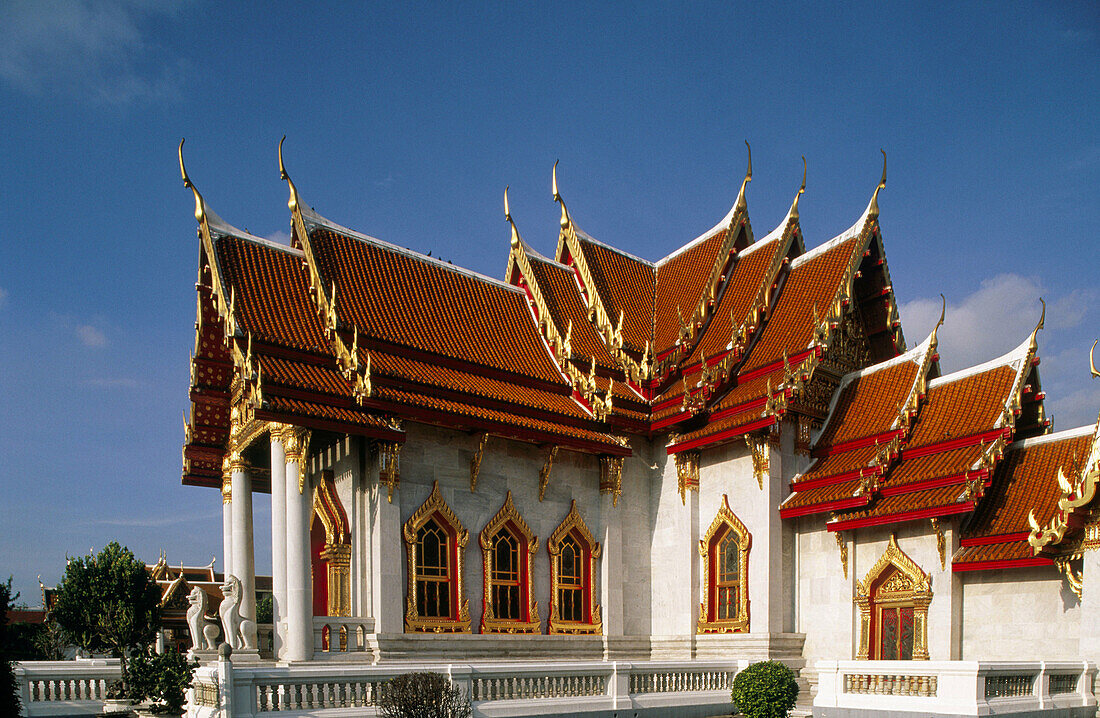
855, 535, 931, 660
479, 491, 540, 633
403, 482, 471, 633
548, 500, 601, 634
698, 495, 750, 633
311, 470, 351, 618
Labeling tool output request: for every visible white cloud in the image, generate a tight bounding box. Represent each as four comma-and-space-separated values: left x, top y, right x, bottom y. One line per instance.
265, 230, 292, 246
76, 324, 107, 348
0, 286, 7, 309
0, 0, 184, 106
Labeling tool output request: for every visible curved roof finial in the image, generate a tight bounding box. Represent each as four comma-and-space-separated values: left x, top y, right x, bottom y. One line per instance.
1089, 339, 1098, 378
869, 149, 887, 217
1029, 297, 1046, 352
930, 293, 946, 346
788, 155, 807, 220
552, 159, 569, 229
504, 185, 521, 249
178, 138, 206, 224
278, 135, 301, 214
734, 140, 752, 212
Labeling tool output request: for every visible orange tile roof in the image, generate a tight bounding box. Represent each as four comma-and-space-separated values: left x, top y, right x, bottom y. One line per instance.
886, 445, 986, 488
215, 235, 329, 353
952, 541, 1037, 564
573, 234, 655, 352
309, 227, 566, 385
832, 483, 972, 524
814, 360, 919, 448
795, 445, 881, 484
525, 255, 618, 370
653, 230, 727, 353
905, 367, 1016, 448
686, 237, 784, 364
964, 432, 1092, 541
780, 479, 867, 513
744, 237, 860, 372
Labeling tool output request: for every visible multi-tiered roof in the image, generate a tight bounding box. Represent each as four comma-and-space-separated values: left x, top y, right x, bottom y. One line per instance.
179, 140, 1098, 574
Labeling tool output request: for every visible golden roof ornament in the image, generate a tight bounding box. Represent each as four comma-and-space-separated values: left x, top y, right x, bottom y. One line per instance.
278, 136, 300, 214
1029, 297, 1046, 353
789, 155, 807, 221
869, 149, 887, 218
504, 186, 521, 250
930, 294, 946, 347
552, 160, 569, 229
734, 140, 752, 213
177, 138, 208, 226
1090, 339, 1098, 378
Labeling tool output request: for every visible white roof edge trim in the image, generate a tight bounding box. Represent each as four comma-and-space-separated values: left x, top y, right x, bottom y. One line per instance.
928, 332, 1033, 388
655, 201, 740, 267
737, 206, 794, 259
573, 225, 656, 268
1007, 424, 1096, 450
300, 205, 524, 294
814, 330, 933, 444
791, 196, 875, 269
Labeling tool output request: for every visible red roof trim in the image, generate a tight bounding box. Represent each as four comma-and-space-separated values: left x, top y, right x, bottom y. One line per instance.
960, 531, 1031, 547
779, 494, 870, 519
828, 500, 976, 531
709, 394, 770, 423
952, 556, 1053, 573
900, 427, 1012, 461
789, 465, 883, 493
812, 429, 906, 459
667, 414, 778, 454
878, 470, 988, 498
652, 409, 692, 431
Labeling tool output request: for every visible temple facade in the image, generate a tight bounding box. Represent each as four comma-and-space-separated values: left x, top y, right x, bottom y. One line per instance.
177, 141, 1099, 713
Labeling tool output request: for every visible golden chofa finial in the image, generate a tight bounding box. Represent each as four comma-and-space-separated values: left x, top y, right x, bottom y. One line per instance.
504, 186, 521, 249
278, 135, 300, 213
1089, 339, 1099, 379
789, 155, 807, 220
178, 138, 206, 224
869, 149, 887, 217
734, 140, 752, 212
552, 159, 569, 229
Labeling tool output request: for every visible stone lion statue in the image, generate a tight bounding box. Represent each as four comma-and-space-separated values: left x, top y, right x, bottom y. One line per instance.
219, 574, 257, 650
186, 586, 221, 651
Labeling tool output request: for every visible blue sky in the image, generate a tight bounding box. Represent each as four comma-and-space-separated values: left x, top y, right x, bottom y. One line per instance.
1, 1, 1097, 602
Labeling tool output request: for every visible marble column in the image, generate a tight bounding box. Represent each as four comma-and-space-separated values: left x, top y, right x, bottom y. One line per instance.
269, 432, 288, 659
599, 489, 623, 637
222, 481, 233, 580
231, 463, 258, 648
284, 429, 314, 661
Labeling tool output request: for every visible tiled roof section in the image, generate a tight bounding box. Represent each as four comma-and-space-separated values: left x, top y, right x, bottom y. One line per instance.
260, 356, 349, 397
832, 483, 973, 523
574, 234, 656, 352
308, 227, 565, 385
887, 445, 987, 488
952, 541, 1037, 565
214, 235, 329, 353
964, 433, 1092, 541
906, 366, 1017, 448
714, 367, 784, 413
653, 230, 727, 354
526, 255, 618, 370
688, 236, 785, 364
780, 479, 867, 513
372, 384, 627, 452
814, 360, 920, 448
744, 236, 860, 372
264, 394, 399, 432
795, 445, 880, 484
671, 402, 774, 448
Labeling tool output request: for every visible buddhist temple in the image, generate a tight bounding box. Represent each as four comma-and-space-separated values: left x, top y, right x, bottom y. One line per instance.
175, 139, 1100, 717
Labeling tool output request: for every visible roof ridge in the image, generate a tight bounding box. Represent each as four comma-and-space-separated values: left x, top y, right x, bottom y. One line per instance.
791, 198, 876, 269
212, 227, 305, 257
928, 331, 1034, 388
655, 202, 739, 267
574, 226, 657, 268
525, 247, 572, 270
1008, 424, 1095, 450
301, 207, 524, 294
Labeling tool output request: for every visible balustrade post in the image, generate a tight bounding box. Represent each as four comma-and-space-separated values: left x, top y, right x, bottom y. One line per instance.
217, 644, 235, 718
609, 662, 630, 708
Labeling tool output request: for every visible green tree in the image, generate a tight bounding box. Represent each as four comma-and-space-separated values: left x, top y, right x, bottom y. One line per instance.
378, 672, 471, 718
50, 543, 161, 696
732, 660, 800, 718
1, 579, 23, 716
127, 648, 198, 714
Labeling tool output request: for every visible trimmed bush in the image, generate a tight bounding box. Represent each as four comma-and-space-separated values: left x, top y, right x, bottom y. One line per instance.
732, 660, 799, 718
126, 648, 199, 714
378, 671, 471, 718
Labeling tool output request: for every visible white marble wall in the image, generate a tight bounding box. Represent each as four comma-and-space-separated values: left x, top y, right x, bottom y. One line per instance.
795, 519, 855, 665
959, 565, 1080, 659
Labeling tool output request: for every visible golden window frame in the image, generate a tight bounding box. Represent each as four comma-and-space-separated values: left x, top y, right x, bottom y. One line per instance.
479, 491, 541, 633
854, 534, 931, 660
403, 481, 471, 633
311, 470, 351, 617
698, 494, 751, 633
547, 500, 602, 635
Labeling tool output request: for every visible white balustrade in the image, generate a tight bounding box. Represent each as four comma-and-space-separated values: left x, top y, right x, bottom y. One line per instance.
816, 660, 1097, 717
311, 616, 375, 655
15, 659, 122, 717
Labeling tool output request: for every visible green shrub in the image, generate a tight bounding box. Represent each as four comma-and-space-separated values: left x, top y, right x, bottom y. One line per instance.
378, 671, 471, 718
126, 648, 198, 714
732, 660, 799, 718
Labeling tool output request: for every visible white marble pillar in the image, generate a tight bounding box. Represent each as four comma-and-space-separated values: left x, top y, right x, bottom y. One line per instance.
222, 485, 233, 580
284, 430, 314, 661
599, 489, 623, 637
231, 465, 258, 648
269, 433, 288, 659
